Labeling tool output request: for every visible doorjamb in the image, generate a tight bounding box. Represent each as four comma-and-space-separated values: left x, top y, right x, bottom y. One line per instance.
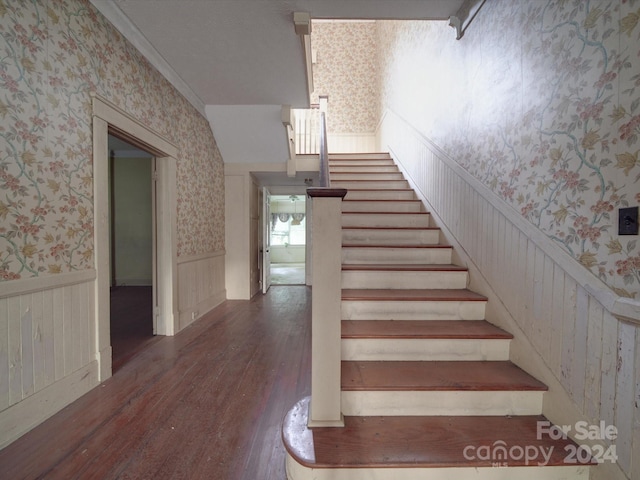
92, 95, 178, 381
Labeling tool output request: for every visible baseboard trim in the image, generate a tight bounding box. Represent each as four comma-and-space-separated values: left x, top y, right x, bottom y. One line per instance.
0, 361, 99, 449
179, 290, 226, 330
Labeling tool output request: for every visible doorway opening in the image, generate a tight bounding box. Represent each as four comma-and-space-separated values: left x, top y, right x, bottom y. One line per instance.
269, 194, 306, 285
93, 95, 179, 381
108, 135, 157, 371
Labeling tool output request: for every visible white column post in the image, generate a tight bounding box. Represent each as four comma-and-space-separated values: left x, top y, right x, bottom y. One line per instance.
307, 188, 347, 427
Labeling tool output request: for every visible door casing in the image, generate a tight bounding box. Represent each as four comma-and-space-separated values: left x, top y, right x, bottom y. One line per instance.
92, 95, 178, 381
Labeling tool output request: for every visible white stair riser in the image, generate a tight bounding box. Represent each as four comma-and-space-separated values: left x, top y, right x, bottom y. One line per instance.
344, 190, 416, 201
342, 300, 486, 320
329, 160, 395, 167
341, 390, 544, 416
286, 455, 590, 480
330, 166, 399, 173
342, 229, 440, 245
342, 247, 451, 264
342, 213, 430, 228
332, 180, 409, 189
329, 154, 392, 161
341, 338, 511, 361
342, 201, 423, 213
332, 173, 405, 181
342, 270, 467, 290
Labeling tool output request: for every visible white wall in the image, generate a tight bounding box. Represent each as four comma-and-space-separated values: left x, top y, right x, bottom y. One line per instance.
271, 245, 305, 263
225, 174, 251, 299
111, 157, 153, 286
224, 172, 261, 299
206, 105, 289, 164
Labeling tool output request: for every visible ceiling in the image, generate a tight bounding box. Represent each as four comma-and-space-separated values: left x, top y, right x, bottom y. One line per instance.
91, 0, 465, 181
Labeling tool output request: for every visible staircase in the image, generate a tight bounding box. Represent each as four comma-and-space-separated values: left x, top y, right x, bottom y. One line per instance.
283, 153, 593, 479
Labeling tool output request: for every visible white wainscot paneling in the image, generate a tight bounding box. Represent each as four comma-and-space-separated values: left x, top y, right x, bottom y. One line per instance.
327, 132, 377, 153
378, 109, 640, 480
177, 250, 226, 330
0, 272, 98, 448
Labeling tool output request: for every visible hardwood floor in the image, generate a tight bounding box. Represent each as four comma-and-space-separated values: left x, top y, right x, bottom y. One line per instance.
0, 286, 311, 480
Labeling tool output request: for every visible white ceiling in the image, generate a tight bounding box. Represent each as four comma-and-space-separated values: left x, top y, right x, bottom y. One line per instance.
91, 0, 465, 181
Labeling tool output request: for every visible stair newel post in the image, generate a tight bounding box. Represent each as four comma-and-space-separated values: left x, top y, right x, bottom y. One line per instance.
307, 187, 347, 427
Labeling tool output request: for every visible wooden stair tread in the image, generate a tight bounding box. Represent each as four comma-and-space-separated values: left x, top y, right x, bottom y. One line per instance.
283, 397, 592, 469
342, 199, 421, 203
341, 361, 548, 391
342, 289, 487, 302
342, 188, 414, 192
342, 211, 429, 215
342, 244, 451, 248
342, 226, 440, 231
342, 264, 467, 272
329, 153, 391, 157
329, 171, 402, 175
342, 320, 513, 339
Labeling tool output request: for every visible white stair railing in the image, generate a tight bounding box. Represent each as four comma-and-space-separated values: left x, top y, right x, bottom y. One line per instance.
294, 106, 320, 154
294, 96, 328, 155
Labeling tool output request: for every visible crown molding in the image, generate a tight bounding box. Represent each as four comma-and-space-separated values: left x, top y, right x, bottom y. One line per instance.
89, 0, 206, 116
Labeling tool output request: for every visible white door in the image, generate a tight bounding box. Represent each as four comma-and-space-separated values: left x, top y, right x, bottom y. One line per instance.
262, 187, 272, 294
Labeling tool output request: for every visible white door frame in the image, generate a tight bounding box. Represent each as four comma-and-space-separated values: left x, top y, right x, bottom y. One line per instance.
262, 187, 272, 294
92, 95, 178, 381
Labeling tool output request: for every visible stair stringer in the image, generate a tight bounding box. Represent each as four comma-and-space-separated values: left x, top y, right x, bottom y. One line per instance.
390, 152, 622, 480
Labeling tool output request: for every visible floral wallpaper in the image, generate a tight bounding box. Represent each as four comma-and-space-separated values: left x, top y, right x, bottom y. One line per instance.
0, 0, 224, 281
311, 21, 379, 134
378, 0, 640, 297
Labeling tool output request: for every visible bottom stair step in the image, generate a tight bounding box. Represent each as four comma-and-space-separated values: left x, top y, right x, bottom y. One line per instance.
283, 397, 593, 480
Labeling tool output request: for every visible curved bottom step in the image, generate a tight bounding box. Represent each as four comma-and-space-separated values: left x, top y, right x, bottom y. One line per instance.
286, 456, 590, 480
283, 397, 593, 480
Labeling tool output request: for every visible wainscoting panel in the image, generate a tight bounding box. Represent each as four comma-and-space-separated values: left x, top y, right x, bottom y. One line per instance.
0, 273, 98, 448
379, 110, 640, 479
327, 133, 377, 154
177, 251, 226, 330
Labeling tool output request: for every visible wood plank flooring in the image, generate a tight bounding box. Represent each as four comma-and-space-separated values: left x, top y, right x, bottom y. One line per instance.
0, 286, 311, 480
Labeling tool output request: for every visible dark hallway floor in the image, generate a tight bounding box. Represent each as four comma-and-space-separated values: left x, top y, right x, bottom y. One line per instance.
110, 285, 159, 372
0, 286, 311, 479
